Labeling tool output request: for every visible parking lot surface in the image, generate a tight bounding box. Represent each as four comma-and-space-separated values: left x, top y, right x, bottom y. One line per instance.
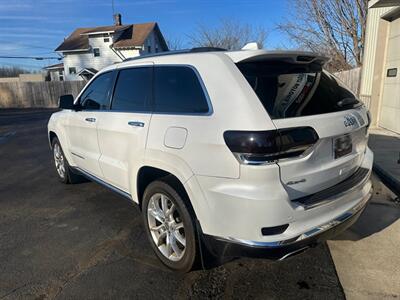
1, 109, 349, 299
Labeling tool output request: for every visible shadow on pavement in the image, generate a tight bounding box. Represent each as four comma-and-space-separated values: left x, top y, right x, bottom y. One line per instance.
369, 132, 400, 196
332, 175, 400, 242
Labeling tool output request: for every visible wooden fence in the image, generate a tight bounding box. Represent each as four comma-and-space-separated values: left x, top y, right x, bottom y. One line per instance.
0, 81, 86, 108
334, 67, 362, 96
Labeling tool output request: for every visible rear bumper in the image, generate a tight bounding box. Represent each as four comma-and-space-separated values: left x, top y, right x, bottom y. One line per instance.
188, 148, 374, 262
190, 148, 373, 243
200, 189, 371, 260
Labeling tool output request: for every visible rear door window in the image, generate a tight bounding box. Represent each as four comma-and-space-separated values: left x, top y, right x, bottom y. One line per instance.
236, 61, 360, 119
111, 67, 152, 112
80, 71, 114, 110
153, 66, 210, 114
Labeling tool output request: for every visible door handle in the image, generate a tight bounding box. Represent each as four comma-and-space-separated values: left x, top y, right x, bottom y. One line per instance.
128, 121, 145, 127
85, 117, 96, 123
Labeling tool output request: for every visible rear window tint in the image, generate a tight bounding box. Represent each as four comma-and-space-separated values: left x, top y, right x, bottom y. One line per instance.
153, 66, 210, 114
237, 61, 360, 119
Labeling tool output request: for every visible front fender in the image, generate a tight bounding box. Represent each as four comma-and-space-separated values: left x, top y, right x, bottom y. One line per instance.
47, 111, 75, 166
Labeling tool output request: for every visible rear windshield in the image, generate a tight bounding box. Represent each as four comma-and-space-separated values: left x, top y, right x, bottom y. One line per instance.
236, 61, 361, 119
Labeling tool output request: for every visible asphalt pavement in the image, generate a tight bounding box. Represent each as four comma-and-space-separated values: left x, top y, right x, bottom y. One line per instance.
0, 108, 369, 299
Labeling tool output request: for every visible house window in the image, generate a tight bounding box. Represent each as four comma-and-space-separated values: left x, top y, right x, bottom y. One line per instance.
387, 68, 397, 77
155, 46, 159, 53
69, 67, 76, 74
147, 46, 151, 53
93, 48, 100, 57
104, 37, 110, 43
58, 70, 64, 81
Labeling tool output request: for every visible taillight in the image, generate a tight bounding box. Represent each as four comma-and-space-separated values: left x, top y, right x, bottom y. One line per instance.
223, 127, 318, 165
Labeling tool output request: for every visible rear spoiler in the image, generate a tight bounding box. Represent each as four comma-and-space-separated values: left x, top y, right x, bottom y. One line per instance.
225, 50, 329, 67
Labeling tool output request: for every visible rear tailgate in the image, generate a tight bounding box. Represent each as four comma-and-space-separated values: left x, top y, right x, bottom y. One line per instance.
273, 108, 369, 199
232, 50, 370, 200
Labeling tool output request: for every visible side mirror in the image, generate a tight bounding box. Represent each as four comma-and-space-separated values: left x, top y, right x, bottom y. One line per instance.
59, 94, 74, 109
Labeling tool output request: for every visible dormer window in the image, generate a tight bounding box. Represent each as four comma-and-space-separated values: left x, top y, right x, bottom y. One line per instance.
93, 48, 100, 57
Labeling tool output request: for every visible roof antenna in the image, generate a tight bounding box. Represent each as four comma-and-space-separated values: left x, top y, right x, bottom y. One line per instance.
111, 0, 115, 20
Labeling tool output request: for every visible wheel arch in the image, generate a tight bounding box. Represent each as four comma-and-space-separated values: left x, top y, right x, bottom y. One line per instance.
136, 166, 198, 219
47, 126, 74, 166
49, 131, 57, 148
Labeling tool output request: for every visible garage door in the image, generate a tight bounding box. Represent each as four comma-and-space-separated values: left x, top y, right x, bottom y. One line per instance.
379, 16, 400, 133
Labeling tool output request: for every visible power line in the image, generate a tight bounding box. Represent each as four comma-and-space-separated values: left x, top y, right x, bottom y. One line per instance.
0, 55, 61, 60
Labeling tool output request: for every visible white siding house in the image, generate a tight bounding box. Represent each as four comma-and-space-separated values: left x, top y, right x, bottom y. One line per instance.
44, 63, 65, 81
54, 15, 168, 81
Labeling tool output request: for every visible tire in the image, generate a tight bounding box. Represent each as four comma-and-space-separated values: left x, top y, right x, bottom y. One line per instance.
51, 137, 82, 184
142, 179, 197, 272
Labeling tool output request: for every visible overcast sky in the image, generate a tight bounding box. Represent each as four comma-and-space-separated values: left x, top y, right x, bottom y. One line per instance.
0, 0, 288, 70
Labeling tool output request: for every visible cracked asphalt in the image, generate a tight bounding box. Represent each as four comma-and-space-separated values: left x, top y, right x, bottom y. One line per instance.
0, 109, 347, 299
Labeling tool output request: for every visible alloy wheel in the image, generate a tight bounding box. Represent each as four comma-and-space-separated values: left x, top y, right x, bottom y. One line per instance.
53, 143, 66, 179
147, 193, 186, 261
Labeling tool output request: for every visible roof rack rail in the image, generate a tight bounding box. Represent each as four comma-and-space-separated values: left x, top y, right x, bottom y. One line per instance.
123, 47, 227, 62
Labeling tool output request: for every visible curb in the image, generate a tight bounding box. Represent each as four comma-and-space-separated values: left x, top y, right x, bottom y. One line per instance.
373, 163, 400, 197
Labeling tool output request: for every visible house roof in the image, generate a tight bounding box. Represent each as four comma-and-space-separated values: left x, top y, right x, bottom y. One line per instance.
55, 22, 168, 52
77, 68, 98, 75
44, 62, 64, 70
80, 25, 131, 35
370, 0, 400, 8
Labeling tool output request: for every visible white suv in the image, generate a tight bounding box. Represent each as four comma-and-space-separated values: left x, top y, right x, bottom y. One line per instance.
48, 48, 373, 272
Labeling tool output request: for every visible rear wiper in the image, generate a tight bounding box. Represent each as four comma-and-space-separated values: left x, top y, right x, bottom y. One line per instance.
337, 98, 361, 108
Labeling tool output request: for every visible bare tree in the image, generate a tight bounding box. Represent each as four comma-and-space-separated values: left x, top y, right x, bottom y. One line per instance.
277, 0, 367, 71
166, 36, 184, 51
188, 19, 268, 50
0, 66, 35, 78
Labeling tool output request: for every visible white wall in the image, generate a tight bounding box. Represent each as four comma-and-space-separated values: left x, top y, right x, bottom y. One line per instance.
63, 35, 122, 81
